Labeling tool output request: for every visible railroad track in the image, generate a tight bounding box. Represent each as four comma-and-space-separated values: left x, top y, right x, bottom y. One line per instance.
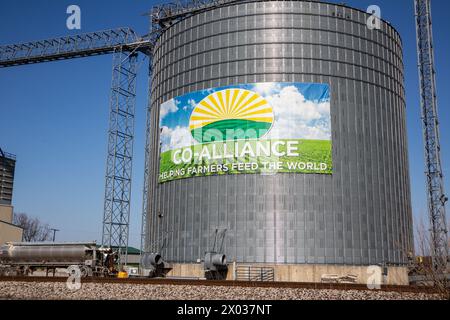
0, 276, 438, 294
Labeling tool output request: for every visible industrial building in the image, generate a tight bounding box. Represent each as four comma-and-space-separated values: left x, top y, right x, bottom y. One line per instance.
145, 0, 414, 285
114, 246, 142, 265
0, 148, 15, 205
0, 149, 23, 245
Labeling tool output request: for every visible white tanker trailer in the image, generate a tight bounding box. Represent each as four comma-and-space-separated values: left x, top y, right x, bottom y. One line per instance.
0, 242, 117, 277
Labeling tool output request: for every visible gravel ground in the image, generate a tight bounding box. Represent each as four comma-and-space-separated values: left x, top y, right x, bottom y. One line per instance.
0, 281, 442, 300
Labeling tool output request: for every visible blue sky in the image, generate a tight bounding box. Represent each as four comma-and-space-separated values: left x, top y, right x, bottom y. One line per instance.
1, 0, 449, 248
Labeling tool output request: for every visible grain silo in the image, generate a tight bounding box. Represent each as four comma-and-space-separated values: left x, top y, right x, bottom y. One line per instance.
145, 0, 413, 285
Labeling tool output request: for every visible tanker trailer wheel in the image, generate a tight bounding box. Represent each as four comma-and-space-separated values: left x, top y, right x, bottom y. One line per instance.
18, 266, 31, 276
102, 268, 110, 278
79, 266, 91, 278
4, 268, 17, 277
23, 267, 31, 276
67, 265, 88, 278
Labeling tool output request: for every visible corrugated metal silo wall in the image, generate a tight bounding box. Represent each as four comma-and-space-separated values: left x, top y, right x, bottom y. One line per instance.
146, 0, 413, 266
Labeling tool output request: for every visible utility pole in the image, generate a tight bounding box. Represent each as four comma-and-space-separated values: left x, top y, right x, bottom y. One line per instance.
50, 228, 59, 242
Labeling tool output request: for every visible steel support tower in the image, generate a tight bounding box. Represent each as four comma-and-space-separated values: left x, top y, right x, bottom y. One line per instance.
102, 48, 138, 267
0, 28, 152, 267
415, 0, 449, 273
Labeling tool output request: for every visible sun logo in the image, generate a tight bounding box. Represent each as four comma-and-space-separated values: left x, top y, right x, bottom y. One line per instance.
189, 89, 274, 143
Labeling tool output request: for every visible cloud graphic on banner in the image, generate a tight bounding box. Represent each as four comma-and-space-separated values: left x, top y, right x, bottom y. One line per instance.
264, 85, 331, 140
160, 125, 195, 152
160, 99, 178, 120
253, 82, 281, 96
188, 99, 197, 110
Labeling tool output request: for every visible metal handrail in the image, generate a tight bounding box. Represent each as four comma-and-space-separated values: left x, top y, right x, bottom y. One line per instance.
235, 265, 275, 281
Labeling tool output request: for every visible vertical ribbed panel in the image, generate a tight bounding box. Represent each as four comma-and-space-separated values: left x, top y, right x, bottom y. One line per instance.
147, 1, 413, 265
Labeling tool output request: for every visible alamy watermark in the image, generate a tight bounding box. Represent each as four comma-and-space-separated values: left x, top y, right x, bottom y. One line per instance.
66, 265, 82, 291
367, 5, 381, 30
367, 265, 383, 290
66, 5, 81, 30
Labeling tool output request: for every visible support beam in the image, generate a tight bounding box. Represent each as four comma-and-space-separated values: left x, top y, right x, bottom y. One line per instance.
0, 28, 151, 68
140, 18, 158, 270
140, 61, 153, 264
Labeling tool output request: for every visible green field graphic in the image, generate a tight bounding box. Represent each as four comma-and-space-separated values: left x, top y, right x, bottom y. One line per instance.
191, 119, 272, 143
159, 139, 332, 183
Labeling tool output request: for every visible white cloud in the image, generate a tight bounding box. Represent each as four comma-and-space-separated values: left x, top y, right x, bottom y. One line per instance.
160, 99, 178, 120
201, 88, 215, 95
265, 86, 331, 140
252, 82, 281, 96
269, 118, 331, 140
188, 99, 197, 110
180, 99, 198, 111
160, 125, 195, 152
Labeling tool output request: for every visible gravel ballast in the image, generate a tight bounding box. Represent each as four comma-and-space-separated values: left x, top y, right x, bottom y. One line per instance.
0, 281, 442, 300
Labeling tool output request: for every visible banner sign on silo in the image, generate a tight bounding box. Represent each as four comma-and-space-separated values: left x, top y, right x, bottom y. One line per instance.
158, 82, 332, 183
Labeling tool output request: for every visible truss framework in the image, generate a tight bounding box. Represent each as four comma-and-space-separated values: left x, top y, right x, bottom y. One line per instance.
415, 0, 448, 273
102, 49, 138, 267
0, 28, 150, 67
